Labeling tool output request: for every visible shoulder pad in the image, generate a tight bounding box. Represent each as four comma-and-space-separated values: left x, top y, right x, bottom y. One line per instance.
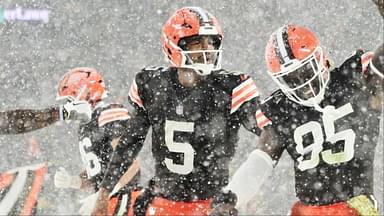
342, 49, 365, 64
98, 105, 130, 127
214, 69, 246, 76
136, 66, 170, 83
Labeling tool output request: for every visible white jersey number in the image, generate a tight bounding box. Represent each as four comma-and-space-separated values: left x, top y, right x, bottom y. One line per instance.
79, 137, 101, 177
164, 120, 195, 175
294, 103, 355, 171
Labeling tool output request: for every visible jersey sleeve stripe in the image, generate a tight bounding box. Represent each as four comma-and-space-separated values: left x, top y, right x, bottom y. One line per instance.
361, 51, 374, 73
230, 89, 259, 114
232, 78, 258, 98
99, 108, 129, 126
255, 109, 272, 129
98, 113, 130, 127
128, 80, 144, 107
100, 108, 129, 116
232, 83, 259, 104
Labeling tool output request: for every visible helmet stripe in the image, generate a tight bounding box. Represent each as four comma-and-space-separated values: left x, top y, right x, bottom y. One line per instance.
272, 32, 285, 65
275, 26, 295, 64
188, 7, 210, 23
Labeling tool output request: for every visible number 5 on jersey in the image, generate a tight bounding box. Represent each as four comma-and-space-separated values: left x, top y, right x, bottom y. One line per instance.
164, 120, 195, 175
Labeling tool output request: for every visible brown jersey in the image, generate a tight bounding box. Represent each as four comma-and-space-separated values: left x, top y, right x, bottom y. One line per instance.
101, 67, 261, 201
257, 50, 381, 205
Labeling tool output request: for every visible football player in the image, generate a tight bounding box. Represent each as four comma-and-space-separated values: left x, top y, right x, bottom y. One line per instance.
92, 7, 261, 216
52, 67, 141, 215
224, 25, 383, 215
0, 96, 91, 134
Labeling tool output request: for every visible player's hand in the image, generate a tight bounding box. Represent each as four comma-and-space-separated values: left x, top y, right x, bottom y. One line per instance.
209, 190, 238, 216
60, 99, 92, 123
79, 192, 99, 216
54, 167, 82, 189
91, 187, 110, 216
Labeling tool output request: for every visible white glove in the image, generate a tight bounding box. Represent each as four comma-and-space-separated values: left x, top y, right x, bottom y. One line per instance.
54, 167, 82, 189
60, 99, 92, 123
78, 191, 99, 216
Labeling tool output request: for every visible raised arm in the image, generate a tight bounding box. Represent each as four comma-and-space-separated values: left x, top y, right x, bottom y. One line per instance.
0, 107, 60, 134
0, 99, 92, 135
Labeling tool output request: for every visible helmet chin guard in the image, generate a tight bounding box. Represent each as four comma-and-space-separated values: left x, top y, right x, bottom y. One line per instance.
271, 46, 330, 108
265, 25, 332, 109
179, 49, 223, 75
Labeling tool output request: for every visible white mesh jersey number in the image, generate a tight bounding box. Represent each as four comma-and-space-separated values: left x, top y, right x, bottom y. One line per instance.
294, 103, 355, 171
164, 120, 195, 175
79, 137, 101, 177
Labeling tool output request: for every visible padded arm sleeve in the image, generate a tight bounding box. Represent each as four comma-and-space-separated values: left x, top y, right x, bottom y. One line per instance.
225, 149, 274, 208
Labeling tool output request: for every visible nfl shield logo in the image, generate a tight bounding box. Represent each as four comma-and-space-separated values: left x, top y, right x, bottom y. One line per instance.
176, 104, 183, 115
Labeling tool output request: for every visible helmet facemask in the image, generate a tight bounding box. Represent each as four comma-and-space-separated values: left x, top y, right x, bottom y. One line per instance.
271, 46, 330, 107
174, 33, 222, 76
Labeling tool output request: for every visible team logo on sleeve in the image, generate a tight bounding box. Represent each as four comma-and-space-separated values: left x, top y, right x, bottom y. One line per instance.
231, 78, 259, 113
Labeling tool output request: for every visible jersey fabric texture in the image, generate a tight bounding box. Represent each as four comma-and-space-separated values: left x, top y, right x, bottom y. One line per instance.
101, 67, 260, 201
78, 102, 138, 191
259, 50, 381, 205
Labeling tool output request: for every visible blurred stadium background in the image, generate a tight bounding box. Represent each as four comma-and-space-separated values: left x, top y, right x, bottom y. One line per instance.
0, 0, 383, 214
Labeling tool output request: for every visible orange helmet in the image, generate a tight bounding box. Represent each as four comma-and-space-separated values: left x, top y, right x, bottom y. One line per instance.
161, 7, 223, 75
57, 67, 107, 107
265, 24, 330, 108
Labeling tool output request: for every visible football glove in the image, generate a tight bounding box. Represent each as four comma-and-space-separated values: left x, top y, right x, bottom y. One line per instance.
54, 167, 82, 189
347, 195, 379, 216
59, 99, 92, 123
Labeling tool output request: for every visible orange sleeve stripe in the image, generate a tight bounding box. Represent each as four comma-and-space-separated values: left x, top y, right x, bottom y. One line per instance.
128, 80, 143, 107
257, 118, 272, 128
232, 82, 256, 98
232, 78, 258, 98
100, 108, 128, 117
361, 51, 374, 73
99, 112, 129, 123
128, 90, 143, 107
20, 164, 48, 216
255, 110, 272, 128
0, 173, 15, 189
99, 113, 130, 127
361, 51, 374, 63
231, 89, 259, 113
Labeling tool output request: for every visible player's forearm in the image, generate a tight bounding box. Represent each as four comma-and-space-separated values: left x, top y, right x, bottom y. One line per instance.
0, 106, 60, 134
100, 133, 144, 190
225, 149, 274, 208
